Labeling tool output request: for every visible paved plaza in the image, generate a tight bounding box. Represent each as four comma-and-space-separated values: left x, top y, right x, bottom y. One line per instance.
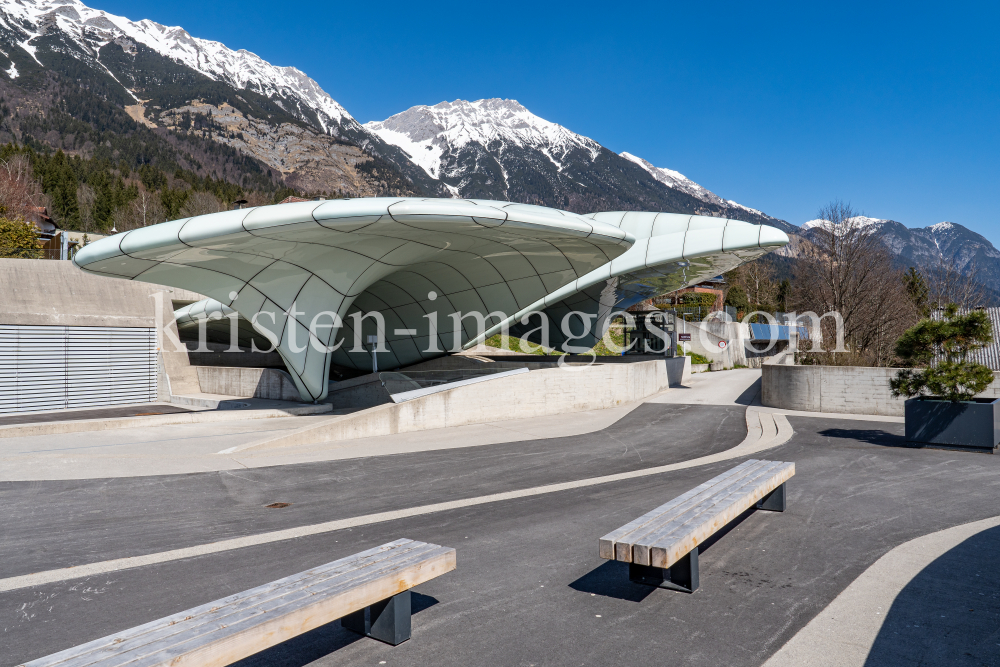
2, 370, 998, 666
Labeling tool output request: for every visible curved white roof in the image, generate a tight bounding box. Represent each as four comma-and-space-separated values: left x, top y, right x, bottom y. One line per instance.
75, 198, 788, 401
494, 211, 788, 349
74, 198, 636, 401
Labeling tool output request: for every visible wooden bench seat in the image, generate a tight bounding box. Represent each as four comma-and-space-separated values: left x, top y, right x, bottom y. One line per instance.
20, 539, 456, 667
600, 459, 794, 593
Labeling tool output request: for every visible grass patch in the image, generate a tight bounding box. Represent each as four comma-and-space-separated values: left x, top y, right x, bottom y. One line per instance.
686, 351, 711, 364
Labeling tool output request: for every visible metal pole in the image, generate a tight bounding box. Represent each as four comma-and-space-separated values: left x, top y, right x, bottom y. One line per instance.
367, 334, 379, 374
60, 232, 68, 261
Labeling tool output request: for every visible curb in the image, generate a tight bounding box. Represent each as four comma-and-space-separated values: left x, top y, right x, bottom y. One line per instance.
0, 404, 332, 439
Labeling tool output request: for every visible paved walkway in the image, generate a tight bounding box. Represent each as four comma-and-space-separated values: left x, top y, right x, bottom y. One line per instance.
0, 403, 192, 427
4, 412, 998, 666
3, 369, 997, 666
0, 369, 766, 481
765, 515, 1000, 666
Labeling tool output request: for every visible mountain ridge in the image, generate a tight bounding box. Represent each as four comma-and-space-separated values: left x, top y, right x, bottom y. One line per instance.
2, 0, 997, 295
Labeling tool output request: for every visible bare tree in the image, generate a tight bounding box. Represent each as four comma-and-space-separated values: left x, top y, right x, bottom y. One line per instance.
180, 191, 224, 218
77, 184, 96, 233
926, 257, 989, 309
792, 200, 918, 366
112, 190, 165, 232
0, 154, 43, 220
726, 258, 779, 309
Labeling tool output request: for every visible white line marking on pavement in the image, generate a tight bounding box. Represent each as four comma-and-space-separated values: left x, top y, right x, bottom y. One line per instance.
0, 409, 791, 594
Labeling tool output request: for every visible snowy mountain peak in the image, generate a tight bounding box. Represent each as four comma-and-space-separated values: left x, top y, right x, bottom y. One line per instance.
930, 221, 956, 233
622, 151, 771, 221
801, 216, 891, 231
364, 98, 601, 179
0, 0, 351, 130
620, 152, 723, 206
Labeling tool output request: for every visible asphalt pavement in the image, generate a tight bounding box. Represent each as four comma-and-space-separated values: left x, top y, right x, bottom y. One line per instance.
4, 413, 1000, 666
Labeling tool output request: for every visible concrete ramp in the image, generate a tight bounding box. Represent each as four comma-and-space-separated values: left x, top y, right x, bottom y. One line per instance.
224, 359, 674, 453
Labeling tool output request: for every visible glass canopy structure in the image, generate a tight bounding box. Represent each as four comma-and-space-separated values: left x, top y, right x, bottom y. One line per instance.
73, 198, 788, 402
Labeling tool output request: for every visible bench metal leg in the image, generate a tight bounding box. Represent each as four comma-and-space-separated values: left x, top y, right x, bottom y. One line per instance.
757, 482, 786, 512
342, 590, 412, 645
628, 547, 700, 593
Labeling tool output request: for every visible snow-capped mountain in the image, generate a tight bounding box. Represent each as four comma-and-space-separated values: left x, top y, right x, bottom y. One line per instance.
0, 0, 799, 218
365, 98, 796, 230
366, 99, 602, 183
0, 0, 352, 131
0, 0, 438, 195
798, 216, 1000, 294
620, 151, 779, 226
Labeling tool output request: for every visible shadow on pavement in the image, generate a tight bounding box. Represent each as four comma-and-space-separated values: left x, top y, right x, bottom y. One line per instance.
864, 526, 1000, 666
231, 592, 440, 667
569, 561, 656, 602
734, 379, 761, 406
569, 507, 758, 602
818, 428, 919, 449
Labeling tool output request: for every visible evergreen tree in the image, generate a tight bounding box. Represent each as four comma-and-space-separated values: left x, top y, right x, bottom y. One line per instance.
160, 188, 190, 221
890, 304, 994, 402
903, 267, 930, 316
0, 217, 41, 258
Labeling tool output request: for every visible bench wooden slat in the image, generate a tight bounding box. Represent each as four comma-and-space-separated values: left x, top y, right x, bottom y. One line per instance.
629, 462, 787, 566
647, 462, 793, 568
599, 460, 764, 559
51, 544, 449, 667
599, 460, 794, 569
28, 539, 417, 667
92, 545, 449, 667
29, 539, 427, 667
22, 540, 456, 667
115, 547, 454, 667
633, 461, 788, 557
600, 459, 773, 561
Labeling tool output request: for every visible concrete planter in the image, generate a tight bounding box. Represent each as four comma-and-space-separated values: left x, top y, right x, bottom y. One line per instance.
904, 397, 1000, 453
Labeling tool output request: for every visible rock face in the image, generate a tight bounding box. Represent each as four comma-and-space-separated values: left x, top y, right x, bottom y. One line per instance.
2, 0, 995, 295
156, 101, 407, 196
799, 217, 1000, 295
0, 0, 426, 196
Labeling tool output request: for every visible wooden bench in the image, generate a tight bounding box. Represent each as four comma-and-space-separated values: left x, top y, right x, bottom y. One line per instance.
599, 459, 794, 593
21, 539, 456, 667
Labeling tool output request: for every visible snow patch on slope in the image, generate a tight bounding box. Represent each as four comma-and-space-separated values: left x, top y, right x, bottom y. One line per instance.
0, 0, 351, 130
364, 99, 602, 180
801, 216, 890, 231
622, 150, 768, 219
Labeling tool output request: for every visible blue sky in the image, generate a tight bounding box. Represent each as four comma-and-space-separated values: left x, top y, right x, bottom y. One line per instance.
96, 0, 1000, 244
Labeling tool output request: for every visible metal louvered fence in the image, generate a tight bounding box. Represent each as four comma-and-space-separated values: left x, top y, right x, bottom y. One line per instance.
0, 325, 157, 414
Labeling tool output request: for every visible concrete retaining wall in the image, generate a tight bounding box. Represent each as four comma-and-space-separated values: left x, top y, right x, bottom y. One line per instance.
241, 359, 674, 450
0, 258, 204, 327
0, 258, 206, 401
323, 355, 691, 410
762, 362, 1000, 416
193, 367, 303, 401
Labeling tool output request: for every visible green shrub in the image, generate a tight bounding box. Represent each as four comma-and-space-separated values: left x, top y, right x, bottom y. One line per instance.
0, 217, 40, 258
890, 304, 994, 402
686, 351, 711, 365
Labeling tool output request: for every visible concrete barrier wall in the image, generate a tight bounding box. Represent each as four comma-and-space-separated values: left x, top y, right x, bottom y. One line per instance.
1, 258, 206, 398
245, 359, 673, 449
193, 367, 303, 401
762, 362, 1000, 416
0, 258, 204, 327
323, 355, 691, 410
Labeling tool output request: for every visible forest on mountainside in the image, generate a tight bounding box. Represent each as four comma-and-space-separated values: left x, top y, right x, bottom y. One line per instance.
0, 69, 307, 233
